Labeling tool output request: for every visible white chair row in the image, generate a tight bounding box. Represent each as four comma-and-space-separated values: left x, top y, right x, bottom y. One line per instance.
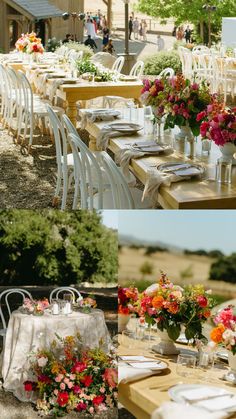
0, 64, 64, 151
47, 106, 152, 210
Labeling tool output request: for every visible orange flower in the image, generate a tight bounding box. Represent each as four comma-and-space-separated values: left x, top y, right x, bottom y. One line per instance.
167, 301, 179, 314
152, 296, 164, 309
210, 324, 225, 343
203, 309, 211, 318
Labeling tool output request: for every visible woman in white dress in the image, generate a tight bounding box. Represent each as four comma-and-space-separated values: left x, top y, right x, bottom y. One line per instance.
85, 18, 97, 39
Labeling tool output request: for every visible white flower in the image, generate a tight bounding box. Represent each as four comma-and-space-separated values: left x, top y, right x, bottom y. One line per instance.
145, 283, 160, 296
222, 329, 236, 346
205, 289, 212, 295
38, 356, 48, 367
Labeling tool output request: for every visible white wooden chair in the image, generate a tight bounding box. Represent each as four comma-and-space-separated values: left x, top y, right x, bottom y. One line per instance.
0, 288, 32, 341
111, 56, 125, 73
49, 287, 82, 303
159, 68, 175, 78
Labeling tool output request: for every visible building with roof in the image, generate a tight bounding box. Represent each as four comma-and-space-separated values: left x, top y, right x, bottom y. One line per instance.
0, 0, 85, 52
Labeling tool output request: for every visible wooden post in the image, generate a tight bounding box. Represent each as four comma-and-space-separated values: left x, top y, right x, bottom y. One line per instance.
0, 1, 9, 52
107, 0, 112, 30
68, 0, 84, 42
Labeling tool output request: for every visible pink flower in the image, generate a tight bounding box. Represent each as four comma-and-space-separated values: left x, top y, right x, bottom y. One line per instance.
69, 374, 76, 380
67, 381, 73, 389
73, 385, 81, 394
55, 374, 64, 383
76, 402, 87, 412
54, 389, 58, 396
191, 83, 199, 90
60, 382, 66, 390
89, 407, 95, 414
102, 368, 117, 388
215, 307, 235, 328
196, 111, 206, 122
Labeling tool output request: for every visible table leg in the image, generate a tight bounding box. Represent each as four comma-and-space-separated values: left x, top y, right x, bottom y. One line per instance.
134, 98, 142, 108
66, 99, 77, 127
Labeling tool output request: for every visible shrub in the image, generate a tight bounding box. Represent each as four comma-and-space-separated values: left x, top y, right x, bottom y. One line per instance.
144, 51, 182, 76
210, 254, 236, 283
46, 37, 61, 52
139, 261, 154, 279
145, 245, 167, 255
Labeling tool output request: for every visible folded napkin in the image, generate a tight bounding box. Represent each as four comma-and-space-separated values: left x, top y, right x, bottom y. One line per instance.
151, 402, 229, 419
118, 363, 158, 384
49, 79, 65, 102
96, 127, 129, 150
80, 110, 118, 130
142, 168, 190, 205
115, 148, 145, 182
183, 387, 236, 412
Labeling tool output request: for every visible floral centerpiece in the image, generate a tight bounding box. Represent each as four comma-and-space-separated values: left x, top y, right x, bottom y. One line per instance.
22, 298, 49, 315
118, 286, 139, 332
197, 104, 236, 161
141, 77, 168, 122
23, 334, 118, 416
210, 306, 236, 354
78, 295, 97, 313
76, 59, 114, 82
15, 32, 44, 55
139, 272, 214, 342
164, 74, 212, 137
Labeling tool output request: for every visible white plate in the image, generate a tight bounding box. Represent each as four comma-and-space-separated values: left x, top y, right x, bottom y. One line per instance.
216, 350, 228, 361
169, 384, 236, 412
91, 109, 121, 117
105, 122, 142, 133
119, 75, 138, 82
126, 359, 168, 371
157, 162, 205, 177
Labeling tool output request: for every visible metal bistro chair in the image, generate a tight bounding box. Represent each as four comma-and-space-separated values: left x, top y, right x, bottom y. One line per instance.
49, 287, 82, 303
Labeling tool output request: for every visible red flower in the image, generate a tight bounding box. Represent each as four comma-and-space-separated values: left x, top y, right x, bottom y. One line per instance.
92, 395, 105, 406
76, 402, 87, 412
38, 375, 51, 384
24, 381, 35, 392
71, 361, 87, 373
73, 385, 81, 394
80, 375, 93, 387
196, 111, 206, 121
102, 368, 118, 388
197, 296, 208, 308
57, 391, 69, 407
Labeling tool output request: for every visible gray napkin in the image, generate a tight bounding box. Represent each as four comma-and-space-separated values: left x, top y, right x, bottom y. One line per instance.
81, 110, 117, 130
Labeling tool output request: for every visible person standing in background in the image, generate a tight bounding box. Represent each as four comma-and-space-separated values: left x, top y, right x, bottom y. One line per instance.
129, 16, 133, 40
133, 17, 139, 40
139, 21, 143, 41
176, 26, 184, 41
157, 34, 165, 51
84, 35, 97, 51
102, 26, 110, 50
142, 19, 148, 41
184, 25, 192, 43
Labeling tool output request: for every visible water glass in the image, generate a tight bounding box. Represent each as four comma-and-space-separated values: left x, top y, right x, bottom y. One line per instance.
197, 350, 215, 381
176, 354, 197, 378
144, 106, 153, 135
215, 157, 232, 184
201, 139, 211, 156
122, 330, 135, 349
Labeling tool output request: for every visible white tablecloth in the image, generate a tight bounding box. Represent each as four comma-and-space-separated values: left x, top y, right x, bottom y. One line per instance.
2, 309, 111, 400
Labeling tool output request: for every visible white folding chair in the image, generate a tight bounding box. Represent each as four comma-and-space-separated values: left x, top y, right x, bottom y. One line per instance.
0, 288, 32, 340
111, 56, 125, 73
130, 60, 144, 78
159, 67, 175, 78
49, 287, 82, 303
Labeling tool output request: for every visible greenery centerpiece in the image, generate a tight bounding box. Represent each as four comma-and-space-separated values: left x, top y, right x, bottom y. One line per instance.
76, 59, 114, 82
23, 334, 118, 416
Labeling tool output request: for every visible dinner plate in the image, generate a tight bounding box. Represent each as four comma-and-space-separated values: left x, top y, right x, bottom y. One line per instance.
132, 141, 173, 154
216, 350, 228, 361
119, 75, 138, 82
122, 357, 168, 371
157, 162, 205, 177
169, 384, 236, 412
104, 122, 142, 133
90, 109, 121, 117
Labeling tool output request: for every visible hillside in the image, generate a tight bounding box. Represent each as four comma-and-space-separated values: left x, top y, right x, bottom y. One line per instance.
119, 246, 236, 297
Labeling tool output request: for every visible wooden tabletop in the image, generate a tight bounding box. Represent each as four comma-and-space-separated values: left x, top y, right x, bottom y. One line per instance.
79, 109, 236, 209
118, 336, 236, 419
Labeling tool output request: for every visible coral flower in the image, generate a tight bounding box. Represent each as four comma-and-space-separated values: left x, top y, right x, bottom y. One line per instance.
210, 324, 225, 344
152, 296, 164, 309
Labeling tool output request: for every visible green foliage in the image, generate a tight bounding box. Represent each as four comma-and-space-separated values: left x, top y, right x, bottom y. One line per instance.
76, 59, 113, 81
210, 254, 236, 283
144, 51, 182, 76
46, 37, 61, 52
184, 248, 224, 258
139, 261, 154, 278
145, 245, 167, 255
0, 210, 118, 286
179, 264, 194, 280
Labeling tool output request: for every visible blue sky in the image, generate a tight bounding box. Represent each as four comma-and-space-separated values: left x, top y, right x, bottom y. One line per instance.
101, 210, 118, 229
118, 210, 236, 254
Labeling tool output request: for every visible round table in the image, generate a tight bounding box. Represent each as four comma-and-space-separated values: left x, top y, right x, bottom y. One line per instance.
2, 309, 111, 401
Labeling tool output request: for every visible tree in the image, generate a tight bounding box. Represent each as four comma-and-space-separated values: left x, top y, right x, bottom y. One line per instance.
139, 261, 154, 279
0, 210, 118, 286
136, 0, 236, 43
210, 253, 236, 283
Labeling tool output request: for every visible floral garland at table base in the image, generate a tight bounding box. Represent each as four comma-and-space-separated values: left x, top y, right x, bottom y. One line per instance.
23, 334, 117, 417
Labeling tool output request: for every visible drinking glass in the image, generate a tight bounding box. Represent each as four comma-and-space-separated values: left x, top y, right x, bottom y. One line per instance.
144, 106, 153, 136
215, 157, 232, 184
122, 330, 135, 349
197, 349, 215, 381
176, 354, 197, 378
201, 139, 211, 156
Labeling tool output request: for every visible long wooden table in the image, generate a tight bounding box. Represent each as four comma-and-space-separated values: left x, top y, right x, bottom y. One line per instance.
119, 336, 236, 419
21, 66, 143, 127
79, 109, 236, 209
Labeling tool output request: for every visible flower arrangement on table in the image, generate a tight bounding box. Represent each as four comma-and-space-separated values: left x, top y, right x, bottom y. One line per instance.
78, 295, 97, 313
197, 104, 236, 147
138, 272, 214, 342
15, 32, 44, 54
210, 306, 236, 354
23, 334, 118, 416
22, 298, 49, 316
76, 59, 114, 82
118, 286, 139, 315
141, 77, 168, 122
164, 74, 213, 136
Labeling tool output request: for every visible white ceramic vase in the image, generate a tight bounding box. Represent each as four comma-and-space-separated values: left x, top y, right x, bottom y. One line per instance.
220, 142, 236, 165
118, 314, 130, 333
152, 329, 180, 355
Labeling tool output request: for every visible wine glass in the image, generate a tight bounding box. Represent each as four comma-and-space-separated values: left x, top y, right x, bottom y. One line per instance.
176, 354, 197, 378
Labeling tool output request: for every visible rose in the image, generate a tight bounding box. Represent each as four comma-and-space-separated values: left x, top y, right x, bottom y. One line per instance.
197, 296, 208, 308
80, 375, 93, 387
92, 395, 105, 406
71, 361, 87, 373
37, 356, 48, 367
24, 381, 34, 392
73, 385, 81, 394
102, 368, 117, 388
76, 402, 87, 412
57, 391, 69, 407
